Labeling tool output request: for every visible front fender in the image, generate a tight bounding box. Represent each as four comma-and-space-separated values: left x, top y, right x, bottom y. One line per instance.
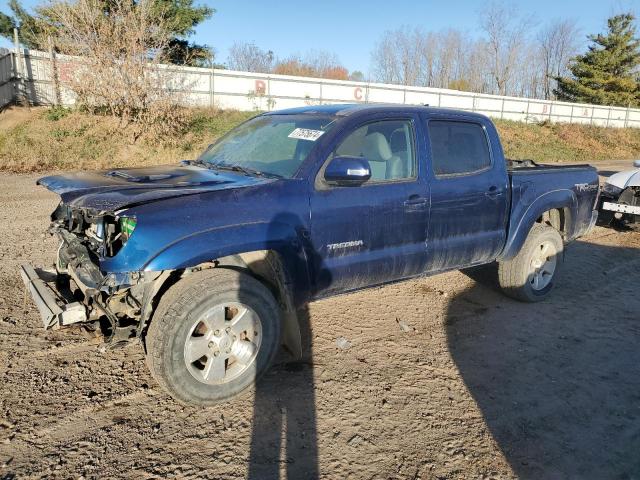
143, 222, 287, 270
144, 220, 313, 360
500, 189, 577, 260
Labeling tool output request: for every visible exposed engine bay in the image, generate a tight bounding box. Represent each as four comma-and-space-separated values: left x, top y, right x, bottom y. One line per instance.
20, 203, 166, 348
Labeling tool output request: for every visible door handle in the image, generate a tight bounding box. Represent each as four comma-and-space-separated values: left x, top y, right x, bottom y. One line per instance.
485, 186, 504, 199
404, 195, 428, 209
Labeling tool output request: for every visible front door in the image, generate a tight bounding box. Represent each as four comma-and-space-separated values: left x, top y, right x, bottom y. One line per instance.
309, 117, 429, 297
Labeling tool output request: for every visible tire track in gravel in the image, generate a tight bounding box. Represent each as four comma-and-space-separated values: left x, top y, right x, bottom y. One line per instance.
32, 389, 157, 443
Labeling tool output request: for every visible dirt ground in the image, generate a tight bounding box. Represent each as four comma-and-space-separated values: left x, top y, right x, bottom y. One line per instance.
0, 164, 639, 479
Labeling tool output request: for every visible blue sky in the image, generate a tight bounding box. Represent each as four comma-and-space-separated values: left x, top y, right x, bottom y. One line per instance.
1, 0, 639, 74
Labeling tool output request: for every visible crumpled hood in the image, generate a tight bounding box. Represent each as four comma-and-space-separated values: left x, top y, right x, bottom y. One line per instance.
38, 164, 272, 211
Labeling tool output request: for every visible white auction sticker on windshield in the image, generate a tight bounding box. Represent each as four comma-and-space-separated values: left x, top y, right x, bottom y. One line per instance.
288, 128, 325, 141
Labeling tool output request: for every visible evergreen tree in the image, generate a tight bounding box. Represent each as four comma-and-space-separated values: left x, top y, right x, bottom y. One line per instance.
555, 13, 640, 107
0, 0, 42, 49
0, 0, 214, 67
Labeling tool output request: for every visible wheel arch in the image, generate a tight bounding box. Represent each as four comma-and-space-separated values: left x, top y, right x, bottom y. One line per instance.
500, 189, 577, 261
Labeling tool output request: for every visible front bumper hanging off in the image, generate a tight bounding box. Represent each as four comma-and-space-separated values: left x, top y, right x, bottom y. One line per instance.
19, 264, 87, 329
601, 201, 640, 216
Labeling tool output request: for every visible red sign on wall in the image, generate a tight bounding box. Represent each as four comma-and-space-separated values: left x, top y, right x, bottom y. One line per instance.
255, 80, 266, 95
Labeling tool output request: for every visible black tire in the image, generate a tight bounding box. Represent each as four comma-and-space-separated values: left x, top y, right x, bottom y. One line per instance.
145, 268, 282, 406
498, 224, 564, 302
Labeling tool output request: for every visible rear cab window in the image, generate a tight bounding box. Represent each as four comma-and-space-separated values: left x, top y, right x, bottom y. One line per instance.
427, 120, 492, 177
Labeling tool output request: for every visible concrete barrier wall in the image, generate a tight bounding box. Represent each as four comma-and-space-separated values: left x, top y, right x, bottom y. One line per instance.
6, 48, 640, 128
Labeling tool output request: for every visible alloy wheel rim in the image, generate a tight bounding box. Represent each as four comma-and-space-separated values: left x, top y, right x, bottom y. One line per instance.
183, 302, 262, 385
529, 240, 557, 291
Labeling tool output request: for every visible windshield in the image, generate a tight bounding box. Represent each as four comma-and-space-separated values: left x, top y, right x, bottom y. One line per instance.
198, 114, 337, 178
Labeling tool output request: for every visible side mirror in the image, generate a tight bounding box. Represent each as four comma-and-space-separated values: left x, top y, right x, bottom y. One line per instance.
634, 160, 640, 168
324, 156, 372, 186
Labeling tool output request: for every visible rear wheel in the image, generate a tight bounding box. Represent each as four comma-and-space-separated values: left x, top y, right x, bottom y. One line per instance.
498, 224, 563, 302
145, 268, 282, 406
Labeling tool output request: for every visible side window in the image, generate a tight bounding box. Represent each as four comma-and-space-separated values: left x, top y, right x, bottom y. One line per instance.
333, 120, 416, 182
428, 121, 491, 176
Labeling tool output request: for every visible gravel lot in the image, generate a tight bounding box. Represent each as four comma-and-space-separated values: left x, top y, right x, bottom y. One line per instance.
0, 167, 639, 479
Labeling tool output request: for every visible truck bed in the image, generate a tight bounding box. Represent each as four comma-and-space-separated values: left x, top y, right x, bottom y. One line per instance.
501, 159, 599, 259
506, 159, 595, 172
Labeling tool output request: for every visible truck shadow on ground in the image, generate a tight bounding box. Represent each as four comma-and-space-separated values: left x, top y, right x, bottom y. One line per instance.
246, 304, 318, 480
245, 212, 321, 479
450, 240, 640, 479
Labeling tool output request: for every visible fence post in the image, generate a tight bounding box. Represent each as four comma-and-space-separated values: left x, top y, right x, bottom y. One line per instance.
209, 65, 215, 107
500, 98, 505, 119
319, 81, 323, 105
12, 28, 28, 108
548, 101, 553, 123
48, 36, 61, 106
606, 107, 612, 128
267, 76, 272, 111
525, 99, 530, 123
624, 103, 631, 128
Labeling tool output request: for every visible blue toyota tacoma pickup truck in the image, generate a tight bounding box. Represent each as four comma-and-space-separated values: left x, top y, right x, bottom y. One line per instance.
21, 104, 599, 405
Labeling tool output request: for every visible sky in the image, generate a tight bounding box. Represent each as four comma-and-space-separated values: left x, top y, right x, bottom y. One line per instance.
1, 0, 639, 75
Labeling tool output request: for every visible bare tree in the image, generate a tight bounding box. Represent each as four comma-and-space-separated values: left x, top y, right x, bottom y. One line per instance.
369, 11, 579, 101
479, 2, 533, 95
418, 31, 439, 87
371, 26, 425, 85
43, 0, 186, 138
538, 19, 581, 99
303, 50, 346, 78
464, 40, 492, 92
511, 43, 545, 98
370, 32, 399, 83
273, 50, 349, 80
227, 42, 274, 73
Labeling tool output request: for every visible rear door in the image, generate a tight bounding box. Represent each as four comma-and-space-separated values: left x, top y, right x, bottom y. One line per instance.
423, 116, 509, 271
308, 115, 430, 296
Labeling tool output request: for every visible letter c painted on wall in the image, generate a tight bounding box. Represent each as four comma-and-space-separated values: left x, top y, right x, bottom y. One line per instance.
354, 87, 363, 101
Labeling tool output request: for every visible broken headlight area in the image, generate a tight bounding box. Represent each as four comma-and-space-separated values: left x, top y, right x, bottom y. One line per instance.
43, 202, 151, 345
51, 202, 136, 258
601, 182, 624, 199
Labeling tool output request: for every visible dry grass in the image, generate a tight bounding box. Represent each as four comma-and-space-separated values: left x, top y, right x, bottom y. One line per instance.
495, 119, 640, 163
1, 107, 640, 173
0, 106, 254, 172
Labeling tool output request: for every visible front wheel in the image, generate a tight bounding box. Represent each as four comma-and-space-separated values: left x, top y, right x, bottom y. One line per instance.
498, 224, 564, 302
145, 268, 282, 406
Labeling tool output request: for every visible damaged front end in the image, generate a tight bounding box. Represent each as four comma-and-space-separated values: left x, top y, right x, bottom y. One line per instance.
20, 203, 167, 347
